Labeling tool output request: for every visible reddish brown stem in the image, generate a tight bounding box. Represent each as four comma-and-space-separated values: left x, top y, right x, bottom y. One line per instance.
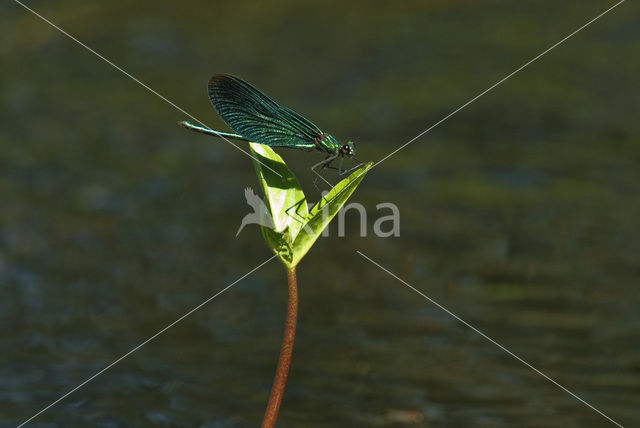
261, 266, 298, 428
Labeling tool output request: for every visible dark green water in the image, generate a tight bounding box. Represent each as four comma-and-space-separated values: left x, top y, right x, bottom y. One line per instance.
1, 1, 639, 426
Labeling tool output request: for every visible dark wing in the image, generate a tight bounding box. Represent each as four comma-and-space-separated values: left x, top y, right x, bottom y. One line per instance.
208, 74, 322, 149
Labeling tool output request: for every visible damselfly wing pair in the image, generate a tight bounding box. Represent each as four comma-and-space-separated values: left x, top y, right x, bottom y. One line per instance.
180, 74, 361, 182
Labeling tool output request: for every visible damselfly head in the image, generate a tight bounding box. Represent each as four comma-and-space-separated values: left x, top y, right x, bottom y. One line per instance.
341, 141, 356, 157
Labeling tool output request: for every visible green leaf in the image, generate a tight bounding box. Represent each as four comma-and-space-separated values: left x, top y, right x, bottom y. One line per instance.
289, 161, 373, 267
249, 142, 372, 268
250, 143, 308, 238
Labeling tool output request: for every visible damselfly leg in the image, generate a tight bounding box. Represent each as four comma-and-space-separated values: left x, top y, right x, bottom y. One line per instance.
323, 156, 365, 176
338, 156, 365, 176
311, 152, 339, 192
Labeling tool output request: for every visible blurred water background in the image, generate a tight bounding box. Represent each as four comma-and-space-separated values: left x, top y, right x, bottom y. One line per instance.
1, 1, 639, 426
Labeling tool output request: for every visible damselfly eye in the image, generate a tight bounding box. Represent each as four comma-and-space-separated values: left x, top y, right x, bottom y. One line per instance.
343, 144, 351, 152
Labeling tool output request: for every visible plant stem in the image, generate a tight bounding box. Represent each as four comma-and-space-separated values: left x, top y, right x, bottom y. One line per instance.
262, 266, 298, 428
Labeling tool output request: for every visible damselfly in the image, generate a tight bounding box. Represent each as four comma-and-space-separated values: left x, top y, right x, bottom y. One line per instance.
180, 74, 359, 179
